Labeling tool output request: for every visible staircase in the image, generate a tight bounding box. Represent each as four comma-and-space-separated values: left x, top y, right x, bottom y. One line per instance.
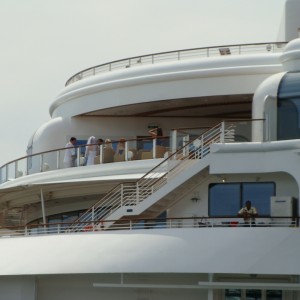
68, 122, 235, 232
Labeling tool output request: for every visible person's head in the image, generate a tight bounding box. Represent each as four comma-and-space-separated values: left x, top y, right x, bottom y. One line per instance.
70, 137, 77, 145
156, 127, 163, 136
105, 139, 112, 148
97, 138, 104, 145
119, 138, 125, 144
245, 200, 252, 209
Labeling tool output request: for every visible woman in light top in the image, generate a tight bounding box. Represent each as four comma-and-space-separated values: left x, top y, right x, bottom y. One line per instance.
85, 136, 97, 165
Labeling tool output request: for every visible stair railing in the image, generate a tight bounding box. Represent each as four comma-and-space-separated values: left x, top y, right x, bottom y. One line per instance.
67, 121, 235, 232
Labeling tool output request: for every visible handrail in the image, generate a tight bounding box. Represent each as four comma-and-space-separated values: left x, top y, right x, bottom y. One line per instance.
67, 122, 227, 232
65, 42, 287, 86
0, 216, 297, 238
0, 136, 170, 184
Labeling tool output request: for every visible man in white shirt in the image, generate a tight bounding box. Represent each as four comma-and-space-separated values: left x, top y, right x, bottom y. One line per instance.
63, 137, 77, 168
238, 200, 258, 226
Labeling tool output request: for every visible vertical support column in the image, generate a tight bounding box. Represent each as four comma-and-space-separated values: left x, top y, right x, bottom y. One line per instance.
92, 206, 95, 231
77, 147, 80, 167
220, 122, 225, 143
15, 161, 18, 179
171, 130, 177, 156
136, 182, 139, 204
40, 154, 44, 172
201, 135, 204, 159
40, 188, 46, 227
182, 135, 189, 157
100, 145, 103, 164
120, 184, 123, 206
5, 164, 8, 182
208, 273, 214, 300
125, 142, 129, 161
153, 139, 157, 158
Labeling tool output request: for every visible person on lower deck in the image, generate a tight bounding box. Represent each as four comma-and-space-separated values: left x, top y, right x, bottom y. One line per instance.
238, 200, 258, 226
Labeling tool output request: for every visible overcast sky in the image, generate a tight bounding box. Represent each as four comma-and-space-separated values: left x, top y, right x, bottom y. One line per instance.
0, 0, 287, 166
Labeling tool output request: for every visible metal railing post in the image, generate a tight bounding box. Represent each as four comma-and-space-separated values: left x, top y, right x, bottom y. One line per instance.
57, 150, 60, 169
201, 135, 204, 159
220, 122, 225, 143
125, 142, 129, 161
5, 164, 8, 182
100, 145, 103, 164
171, 129, 177, 156
40, 154, 44, 172
15, 161, 18, 179
153, 139, 157, 158
121, 184, 123, 206
77, 147, 80, 167
136, 182, 139, 204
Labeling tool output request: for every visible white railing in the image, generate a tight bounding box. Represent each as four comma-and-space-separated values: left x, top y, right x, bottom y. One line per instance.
0, 119, 265, 184
0, 217, 297, 238
65, 42, 287, 86
0, 136, 170, 184
67, 122, 233, 232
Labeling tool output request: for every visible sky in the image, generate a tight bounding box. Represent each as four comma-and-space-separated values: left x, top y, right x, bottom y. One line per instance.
0, 0, 288, 166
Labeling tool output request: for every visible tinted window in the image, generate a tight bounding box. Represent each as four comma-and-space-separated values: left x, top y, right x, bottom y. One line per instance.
209, 182, 275, 217
209, 183, 240, 216
277, 72, 300, 140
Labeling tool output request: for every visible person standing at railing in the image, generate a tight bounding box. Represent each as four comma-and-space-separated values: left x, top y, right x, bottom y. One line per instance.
238, 200, 258, 226
148, 127, 164, 146
85, 136, 97, 165
63, 137, 77, 168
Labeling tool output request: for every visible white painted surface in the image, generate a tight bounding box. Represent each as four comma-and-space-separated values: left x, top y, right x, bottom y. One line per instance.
0, 228, 299, 276
50, 54, 282, 118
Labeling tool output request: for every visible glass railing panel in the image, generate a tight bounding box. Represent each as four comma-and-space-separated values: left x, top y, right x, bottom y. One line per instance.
170, 127, 211, 152
40, 151, 59, 172
223, 119, 265, 143
6, 161, 17, 181
140, 55, 154, 65
153, 52, 178, 63
0, 166, 7, 183
15, 157, 27, 179
94, 64, 110, 75
179, 48, 208, 60
110, 60, 129, 71
27, 153, 43, 175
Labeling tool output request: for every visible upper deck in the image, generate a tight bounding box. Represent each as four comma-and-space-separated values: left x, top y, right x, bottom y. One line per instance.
65, 42, 286, 87
50, 42, 286, 119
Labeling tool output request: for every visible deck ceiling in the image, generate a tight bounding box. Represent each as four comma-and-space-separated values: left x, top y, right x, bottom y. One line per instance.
83, 94, 252, 118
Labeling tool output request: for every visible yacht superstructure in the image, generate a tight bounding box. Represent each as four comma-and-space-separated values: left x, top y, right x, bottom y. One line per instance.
1, 1, 300, 299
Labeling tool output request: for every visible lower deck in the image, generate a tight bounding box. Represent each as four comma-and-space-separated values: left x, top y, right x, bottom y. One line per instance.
1, 272, 298, 300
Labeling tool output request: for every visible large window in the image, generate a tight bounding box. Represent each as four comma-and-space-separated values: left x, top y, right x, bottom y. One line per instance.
277, 72, 300, 140
209, 182, 275, 217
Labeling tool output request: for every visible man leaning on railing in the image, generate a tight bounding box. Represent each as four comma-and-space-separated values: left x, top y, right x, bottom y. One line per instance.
238, 200, 258, 227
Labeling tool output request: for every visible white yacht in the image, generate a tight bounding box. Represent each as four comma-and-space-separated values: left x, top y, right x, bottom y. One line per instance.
1, 1, 300, 300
